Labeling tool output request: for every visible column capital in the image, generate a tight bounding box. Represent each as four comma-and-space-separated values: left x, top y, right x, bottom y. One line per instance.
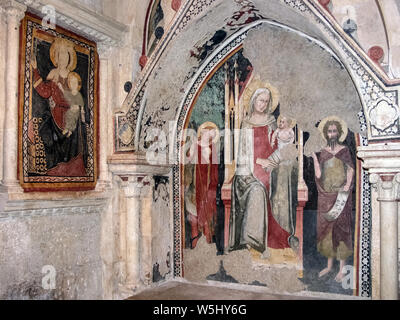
0, 0, 26, 24
357, 143, 400, 201
118, 175, 153, 199
369, 172, 400, 202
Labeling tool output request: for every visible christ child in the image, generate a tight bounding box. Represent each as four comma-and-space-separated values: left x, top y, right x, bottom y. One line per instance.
60, 72, 85, 137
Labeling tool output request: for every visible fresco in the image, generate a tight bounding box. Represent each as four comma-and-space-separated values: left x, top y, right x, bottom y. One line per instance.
181, 47, 363, 296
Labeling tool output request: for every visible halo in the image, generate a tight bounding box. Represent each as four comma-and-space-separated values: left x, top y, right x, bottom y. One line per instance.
197, 121, 220, 146
318, 116, 348, 143
50, 38, 77, 71
277, 115, 296, 129
241, 74, 280, 114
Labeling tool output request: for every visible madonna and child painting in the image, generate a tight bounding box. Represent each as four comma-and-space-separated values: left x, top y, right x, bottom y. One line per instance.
182, 50, 360, 296
18, 14, 98, 191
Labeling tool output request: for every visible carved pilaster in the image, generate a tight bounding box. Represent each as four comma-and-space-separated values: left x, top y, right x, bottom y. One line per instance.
95, 42, 115, 192
358, 143, 400, 300
1, 0, 26, 193
0, 0, 26, 24
117, 174, 154, 292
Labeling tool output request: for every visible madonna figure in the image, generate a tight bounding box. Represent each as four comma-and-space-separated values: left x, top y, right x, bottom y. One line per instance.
228, 80, 294, 259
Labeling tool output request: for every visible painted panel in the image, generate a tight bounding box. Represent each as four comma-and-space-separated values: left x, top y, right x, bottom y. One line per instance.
18, 14, 99, 191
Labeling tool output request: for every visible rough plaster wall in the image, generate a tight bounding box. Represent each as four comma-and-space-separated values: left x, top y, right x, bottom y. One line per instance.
0, 212, 102, 300
184, 236, 306, 293
151, 176, 172, 283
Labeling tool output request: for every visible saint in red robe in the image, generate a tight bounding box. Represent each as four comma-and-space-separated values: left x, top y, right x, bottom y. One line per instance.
190, 142, 219, 248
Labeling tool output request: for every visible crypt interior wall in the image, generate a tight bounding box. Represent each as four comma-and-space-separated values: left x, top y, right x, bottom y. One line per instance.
0, 0, 399, 300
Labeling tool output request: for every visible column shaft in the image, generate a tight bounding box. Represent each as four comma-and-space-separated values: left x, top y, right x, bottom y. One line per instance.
125, 194, 140, 286
2, 3, 25, 187
97, 50, 111, 186
379, 200, 399, 299
0, 12, 6, 183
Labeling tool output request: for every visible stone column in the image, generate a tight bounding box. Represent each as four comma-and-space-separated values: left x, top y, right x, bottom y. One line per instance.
96, 43, 114, 191
358, 143, 400, 300
108, 154, 172, 296
369, 173, 399, 300
0, 6, 6, 183
121, 175, 148, 289
140, 178, 153, 285
1, 0, 26, 190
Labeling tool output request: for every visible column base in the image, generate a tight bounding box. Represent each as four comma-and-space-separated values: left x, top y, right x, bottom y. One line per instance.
0, 181, 23, 212
116, 283, 140, 300
0, 180, 23, 193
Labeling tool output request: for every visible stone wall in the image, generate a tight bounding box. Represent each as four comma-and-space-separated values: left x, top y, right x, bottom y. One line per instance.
0, 203, 105, 299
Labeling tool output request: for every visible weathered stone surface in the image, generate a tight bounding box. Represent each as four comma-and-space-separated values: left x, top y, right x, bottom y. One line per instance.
0, 211, 102, 300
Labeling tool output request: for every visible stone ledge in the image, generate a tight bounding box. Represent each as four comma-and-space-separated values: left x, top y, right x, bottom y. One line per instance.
357, 143, 400, 173
108, 152, 173, 177
14, 0, 128, 47
0, 196, 108, 220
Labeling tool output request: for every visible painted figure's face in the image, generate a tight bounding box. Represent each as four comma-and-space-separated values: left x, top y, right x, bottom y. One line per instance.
327, 124, 339, 141
58, 47, 70, 69
254, 92, 270, 114
327, 124, 340, 150
279, 117, 289, 129
200, 128, 216, 145
69, 76, 79, 92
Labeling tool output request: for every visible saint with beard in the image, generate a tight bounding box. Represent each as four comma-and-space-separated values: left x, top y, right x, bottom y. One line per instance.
311, 117, 354, 283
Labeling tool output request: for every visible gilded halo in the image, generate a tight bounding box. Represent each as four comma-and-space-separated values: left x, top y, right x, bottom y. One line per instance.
318, 115, 348, 143
197, 121, 220, 146
50, 38, 77, 71
241, 75, 280, 114
277, 114, 296, 129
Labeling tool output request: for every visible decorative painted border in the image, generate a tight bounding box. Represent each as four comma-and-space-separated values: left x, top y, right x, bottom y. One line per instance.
171, 21, 372, 298
359, 135, 372, 298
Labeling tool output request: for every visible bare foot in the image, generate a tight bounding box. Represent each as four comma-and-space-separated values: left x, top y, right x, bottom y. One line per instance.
318, 267, 332, 277
334, 271, 345, 283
